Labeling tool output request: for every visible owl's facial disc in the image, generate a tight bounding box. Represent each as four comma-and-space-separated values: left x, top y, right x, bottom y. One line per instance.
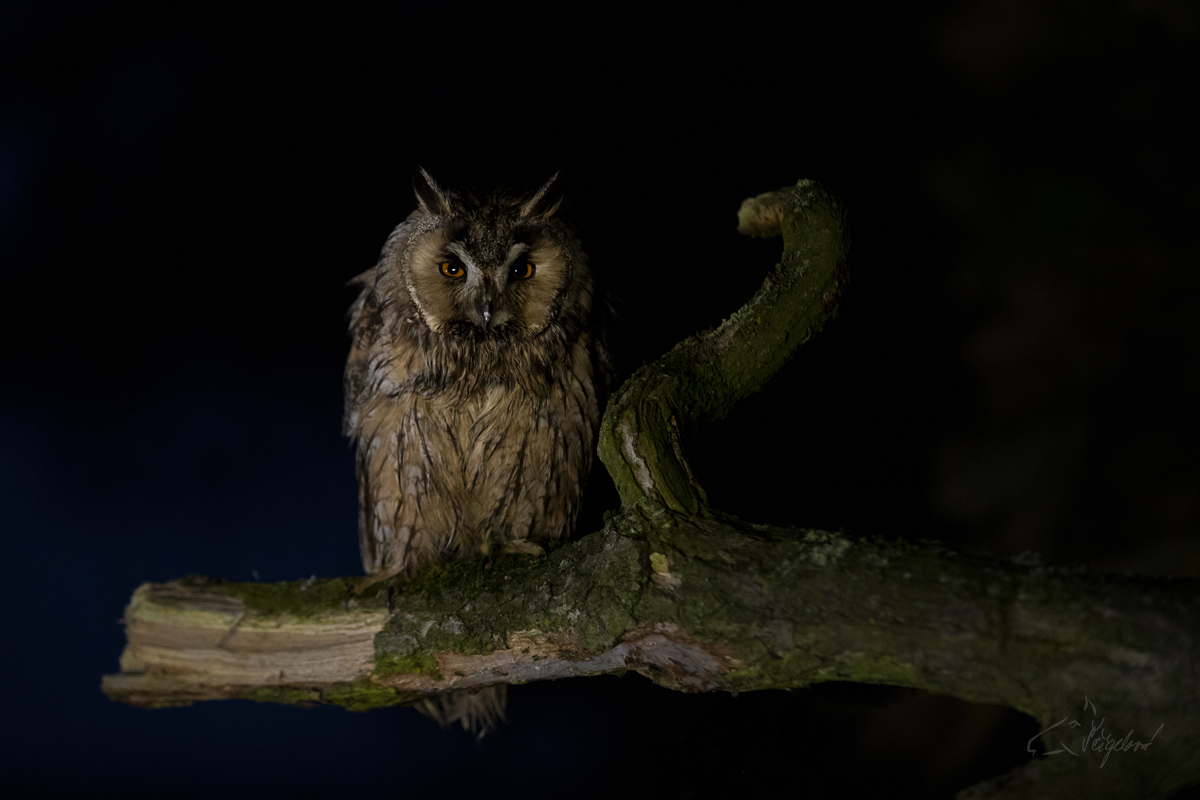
407, 222, 569, 340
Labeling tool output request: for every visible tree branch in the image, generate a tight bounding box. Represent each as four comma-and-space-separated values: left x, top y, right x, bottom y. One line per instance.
598, 181, 847, 513
103, 181, 1200, 799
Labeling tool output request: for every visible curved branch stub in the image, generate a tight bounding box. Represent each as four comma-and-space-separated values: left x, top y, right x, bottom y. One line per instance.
598, 179, 849, 511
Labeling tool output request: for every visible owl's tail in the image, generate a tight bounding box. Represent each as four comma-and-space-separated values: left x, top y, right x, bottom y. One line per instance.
416, 685, 507, 737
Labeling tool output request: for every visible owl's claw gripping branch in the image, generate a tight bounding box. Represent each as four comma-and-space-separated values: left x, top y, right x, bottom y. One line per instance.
597, 179, 849, 514
354, 564, 405, 595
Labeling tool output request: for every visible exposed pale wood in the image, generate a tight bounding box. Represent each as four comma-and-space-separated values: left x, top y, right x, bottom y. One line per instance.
104, 581, 388, 705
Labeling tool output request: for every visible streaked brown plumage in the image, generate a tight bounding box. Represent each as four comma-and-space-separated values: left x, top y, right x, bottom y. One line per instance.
343, 170, 606, 731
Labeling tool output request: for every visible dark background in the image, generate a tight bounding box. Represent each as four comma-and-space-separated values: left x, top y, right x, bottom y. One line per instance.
2, 2, 1198, 798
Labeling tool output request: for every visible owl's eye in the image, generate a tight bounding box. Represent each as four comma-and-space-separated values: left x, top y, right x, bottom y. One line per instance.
440, 260, 465, 278
511, 262, 535, 280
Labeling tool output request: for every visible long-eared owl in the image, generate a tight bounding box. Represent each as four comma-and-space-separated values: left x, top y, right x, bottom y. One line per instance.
342, 172, 606, 727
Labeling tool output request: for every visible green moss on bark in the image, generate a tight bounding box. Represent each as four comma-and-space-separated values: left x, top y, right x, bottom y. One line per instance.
321, 679, 416, 712
219, 576, 385, 618
244, 685, 323, 706
374, 651, 441, 679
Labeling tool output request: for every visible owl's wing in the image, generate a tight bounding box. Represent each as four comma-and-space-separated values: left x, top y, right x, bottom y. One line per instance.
343, 263, 432, 579
343, 267, 378, 437
343, 268, 380, 574
355, 441, 379, 577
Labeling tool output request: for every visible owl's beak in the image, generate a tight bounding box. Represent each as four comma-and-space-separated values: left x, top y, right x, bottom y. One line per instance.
476, 301, 493, 330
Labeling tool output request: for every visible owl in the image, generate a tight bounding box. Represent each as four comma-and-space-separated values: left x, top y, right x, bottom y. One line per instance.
343, 170, 607, 730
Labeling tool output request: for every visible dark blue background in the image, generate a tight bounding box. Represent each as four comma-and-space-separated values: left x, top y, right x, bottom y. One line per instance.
3, 3, 1198, 798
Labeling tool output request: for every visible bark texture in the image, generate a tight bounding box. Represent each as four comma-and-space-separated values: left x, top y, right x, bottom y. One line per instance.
103, 181, 1200, 799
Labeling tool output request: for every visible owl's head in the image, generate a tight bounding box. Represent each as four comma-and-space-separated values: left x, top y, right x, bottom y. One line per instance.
394, 169, 591, 343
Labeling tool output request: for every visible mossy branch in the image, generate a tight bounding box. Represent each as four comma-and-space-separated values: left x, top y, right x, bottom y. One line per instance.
597, 180, 848, 514
102, 181, 1200, 799
103, 512, 1200, 798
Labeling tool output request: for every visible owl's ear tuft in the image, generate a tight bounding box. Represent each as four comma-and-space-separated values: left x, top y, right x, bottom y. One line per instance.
520, 172, 564, 220
414, 167, 453, 216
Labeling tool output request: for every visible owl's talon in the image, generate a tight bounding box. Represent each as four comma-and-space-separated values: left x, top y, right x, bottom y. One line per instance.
503, 539, 546, 557
352, 574, 382, 596
353, 565, 404, 596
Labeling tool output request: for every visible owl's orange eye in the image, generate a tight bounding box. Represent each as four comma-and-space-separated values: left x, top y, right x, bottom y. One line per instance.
440, 261, 464, 278
511, 262, 534, 280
